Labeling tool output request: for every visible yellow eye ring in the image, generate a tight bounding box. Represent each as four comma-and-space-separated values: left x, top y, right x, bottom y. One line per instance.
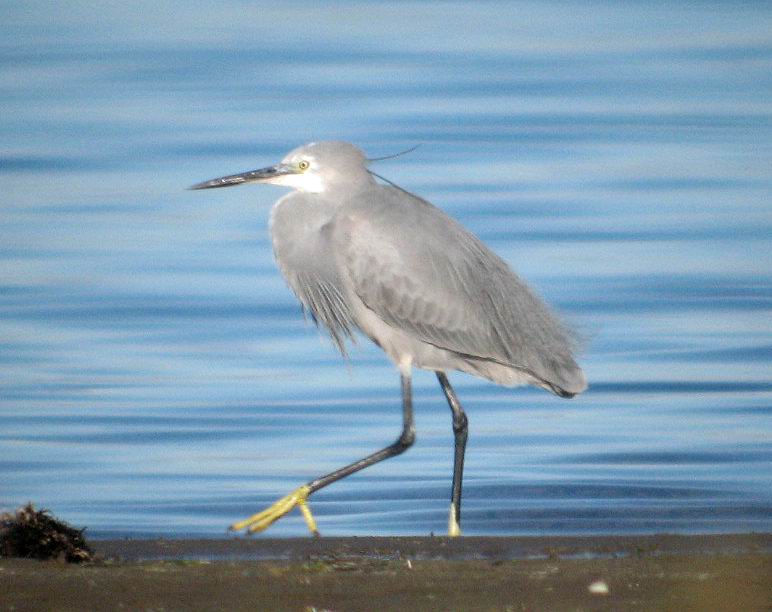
298, 160, 310, 171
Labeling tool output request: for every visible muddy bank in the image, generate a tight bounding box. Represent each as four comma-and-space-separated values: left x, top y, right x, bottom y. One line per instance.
2, 534, 770, 611
91, 533, 771, 562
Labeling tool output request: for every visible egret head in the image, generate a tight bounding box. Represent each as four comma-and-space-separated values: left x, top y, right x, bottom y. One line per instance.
190, 141, 373, 194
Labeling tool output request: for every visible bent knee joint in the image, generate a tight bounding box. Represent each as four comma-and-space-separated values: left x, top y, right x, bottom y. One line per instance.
395, 426, 415, 451
453, 413, 468, 436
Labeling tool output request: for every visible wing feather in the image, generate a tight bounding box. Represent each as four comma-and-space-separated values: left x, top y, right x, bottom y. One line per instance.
337, 185, 585, 394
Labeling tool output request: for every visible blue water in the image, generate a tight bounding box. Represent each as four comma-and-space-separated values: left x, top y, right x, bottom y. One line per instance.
2, 1, 771, 538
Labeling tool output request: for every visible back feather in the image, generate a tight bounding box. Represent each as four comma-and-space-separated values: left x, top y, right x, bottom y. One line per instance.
337, 185, 586, 396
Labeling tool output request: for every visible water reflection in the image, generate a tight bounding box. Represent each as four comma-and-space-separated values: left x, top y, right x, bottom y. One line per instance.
1, 0, 771, 537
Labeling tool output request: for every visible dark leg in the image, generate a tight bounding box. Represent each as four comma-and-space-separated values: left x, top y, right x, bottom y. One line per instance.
308, 371, 415, 492
436, 371, 468, 536
231, 371, 415, 535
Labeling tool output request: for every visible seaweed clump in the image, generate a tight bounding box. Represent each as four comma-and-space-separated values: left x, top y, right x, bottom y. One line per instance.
0, 503, 93, 563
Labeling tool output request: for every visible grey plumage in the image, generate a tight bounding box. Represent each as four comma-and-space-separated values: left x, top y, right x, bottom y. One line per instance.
270, 194, 357, 354
192, 140, 587, 537
267, 143, 585, 397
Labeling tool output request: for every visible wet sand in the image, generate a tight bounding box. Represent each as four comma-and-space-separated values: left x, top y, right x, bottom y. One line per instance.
2, 534, 770, 611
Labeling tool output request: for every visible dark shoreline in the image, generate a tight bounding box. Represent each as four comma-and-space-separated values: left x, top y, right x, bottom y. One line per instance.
92, 532, 771, 561
3, 534, 770, 611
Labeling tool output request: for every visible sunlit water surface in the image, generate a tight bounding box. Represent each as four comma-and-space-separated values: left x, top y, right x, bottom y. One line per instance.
1, 1, 771, 537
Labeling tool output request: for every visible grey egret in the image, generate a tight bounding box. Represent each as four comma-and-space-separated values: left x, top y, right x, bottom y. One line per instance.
191, 141, 587, 536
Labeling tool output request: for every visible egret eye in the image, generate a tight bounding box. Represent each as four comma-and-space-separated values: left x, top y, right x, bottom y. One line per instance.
298, 160, 310, 171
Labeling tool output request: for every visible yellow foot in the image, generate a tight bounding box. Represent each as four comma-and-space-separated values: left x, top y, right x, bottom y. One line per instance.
448, 503, 462, 537
230, 485, 319, 536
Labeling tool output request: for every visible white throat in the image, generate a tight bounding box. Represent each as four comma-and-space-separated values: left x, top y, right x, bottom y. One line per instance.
266, 172, 326, 193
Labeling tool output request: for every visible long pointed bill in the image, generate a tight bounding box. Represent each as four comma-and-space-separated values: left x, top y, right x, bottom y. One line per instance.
189, 163, 297, 190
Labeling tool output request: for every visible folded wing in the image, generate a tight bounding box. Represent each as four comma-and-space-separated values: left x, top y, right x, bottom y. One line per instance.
337, 185, 586, 396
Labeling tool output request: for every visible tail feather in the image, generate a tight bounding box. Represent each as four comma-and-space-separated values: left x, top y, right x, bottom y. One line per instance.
542, 363, 587, 398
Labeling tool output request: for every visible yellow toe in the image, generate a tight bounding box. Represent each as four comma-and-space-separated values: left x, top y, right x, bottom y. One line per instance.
448, 503, 462, 537
230, 485, 318, 536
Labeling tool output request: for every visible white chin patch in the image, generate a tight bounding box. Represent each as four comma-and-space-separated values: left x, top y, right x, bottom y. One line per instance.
265, 172, 325, 193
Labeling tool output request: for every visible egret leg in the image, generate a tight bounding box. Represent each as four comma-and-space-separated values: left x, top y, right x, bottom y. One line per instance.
230, 372, 415, 535
437, 371, 468, 537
